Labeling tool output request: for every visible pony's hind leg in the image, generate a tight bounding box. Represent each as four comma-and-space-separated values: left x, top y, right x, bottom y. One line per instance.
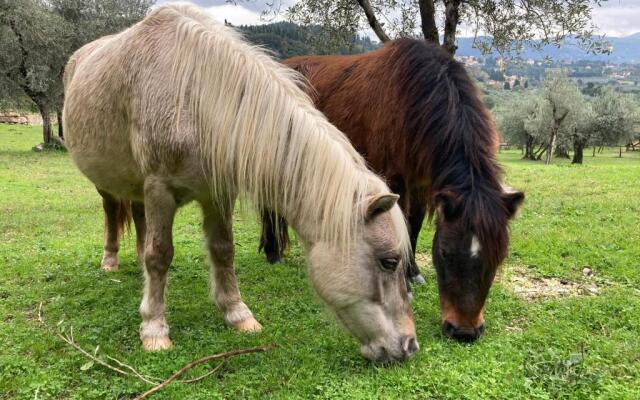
259, 209, 289, 264
202, 203, 262, 332
131, 201, 146, 265
98, 189, 131, 271
139, 179, 176, 351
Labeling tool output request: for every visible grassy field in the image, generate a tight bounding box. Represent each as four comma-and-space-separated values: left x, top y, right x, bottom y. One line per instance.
1, 124, 639, 399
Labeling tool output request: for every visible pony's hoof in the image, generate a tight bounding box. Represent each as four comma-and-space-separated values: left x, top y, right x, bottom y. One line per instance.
265, 254, 285, 264
101, 253, 119, 272
142, 336, 173, 351
412, 274, 426, 285
233, 317, 262, 332
101, 263, 119, 272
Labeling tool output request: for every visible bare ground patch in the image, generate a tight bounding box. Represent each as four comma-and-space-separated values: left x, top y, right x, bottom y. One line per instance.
415, 253, 602, 301
500, 265, 602, 301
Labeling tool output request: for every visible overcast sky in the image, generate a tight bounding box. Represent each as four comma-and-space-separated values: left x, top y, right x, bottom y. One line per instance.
156, 0, 640, 38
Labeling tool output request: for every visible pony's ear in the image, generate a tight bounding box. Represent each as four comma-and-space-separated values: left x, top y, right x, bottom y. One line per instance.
365, 193, 399, 220
433, 190, 463, 221
501, 188, 525, 219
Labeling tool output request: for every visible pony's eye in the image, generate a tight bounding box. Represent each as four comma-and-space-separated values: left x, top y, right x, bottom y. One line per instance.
379, 258, 399, 272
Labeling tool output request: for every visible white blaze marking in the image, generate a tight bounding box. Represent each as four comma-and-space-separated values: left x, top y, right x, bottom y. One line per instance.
470, 235, 481, 257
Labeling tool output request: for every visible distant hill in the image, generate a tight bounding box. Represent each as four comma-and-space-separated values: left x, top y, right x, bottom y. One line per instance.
456, 35, 640, 63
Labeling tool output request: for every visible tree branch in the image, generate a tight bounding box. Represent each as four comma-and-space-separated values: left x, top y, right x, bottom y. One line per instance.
356, 0, 390, 43
443, 0, 462, 55
133, 347, 269, 399
418, 0, 439, 44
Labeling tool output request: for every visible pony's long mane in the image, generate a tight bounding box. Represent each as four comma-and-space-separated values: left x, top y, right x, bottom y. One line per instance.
387, 39, 508, 267
151, 4, 409, 255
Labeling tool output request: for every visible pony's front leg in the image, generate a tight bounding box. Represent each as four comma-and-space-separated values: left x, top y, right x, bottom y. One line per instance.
202, 203, 262, 332
139, 180, 177, 351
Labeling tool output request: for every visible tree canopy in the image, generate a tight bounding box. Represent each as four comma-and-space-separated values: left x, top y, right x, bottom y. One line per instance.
0, 0, 153, 145
499, 74, 638, 164
287, 0, 610, 56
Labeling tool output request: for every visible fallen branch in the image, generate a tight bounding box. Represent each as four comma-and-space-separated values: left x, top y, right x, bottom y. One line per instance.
36, 302, 269, 397
57, 330, 158, 384
134, 346, 268, 400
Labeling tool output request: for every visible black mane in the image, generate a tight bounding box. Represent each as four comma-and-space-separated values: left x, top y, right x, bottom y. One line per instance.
389, 38, 510, 266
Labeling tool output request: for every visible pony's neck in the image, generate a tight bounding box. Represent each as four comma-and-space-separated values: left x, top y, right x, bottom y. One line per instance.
165, 4, 372, 249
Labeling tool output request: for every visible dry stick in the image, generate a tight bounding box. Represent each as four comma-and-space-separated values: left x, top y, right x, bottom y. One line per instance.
57, 331, 148, 382
134, 346, 268, 400
106, 355, 162, 385
38, 302, 258, 387
178, 359, 227, 384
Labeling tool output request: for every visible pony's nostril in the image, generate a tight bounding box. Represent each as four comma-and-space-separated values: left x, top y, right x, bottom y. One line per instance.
443, 320, 456, 336
403, 336, 419, 356
443, 321, 482, 343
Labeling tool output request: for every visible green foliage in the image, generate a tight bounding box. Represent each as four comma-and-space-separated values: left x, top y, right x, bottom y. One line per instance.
0, 0, 73, 107
0, 0, 153, 142
2, 125, 640, 399
239, 22, 378, 59
287, 0, 608, 56
590, 87, 638, 146
496, 71, 639, 163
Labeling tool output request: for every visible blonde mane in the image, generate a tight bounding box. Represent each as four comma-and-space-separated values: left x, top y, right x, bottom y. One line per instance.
151, 4, 407, 253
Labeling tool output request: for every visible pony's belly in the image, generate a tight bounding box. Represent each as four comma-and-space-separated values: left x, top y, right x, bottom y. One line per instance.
72, 151, 144, 200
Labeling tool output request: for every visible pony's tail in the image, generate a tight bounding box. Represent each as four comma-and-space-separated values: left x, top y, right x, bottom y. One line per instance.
115, 200, 132, 239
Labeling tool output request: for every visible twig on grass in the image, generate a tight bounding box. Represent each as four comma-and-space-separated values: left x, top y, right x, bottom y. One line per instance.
133, 347, 268, 400
36, 301, 269, 397
56, 330, 158, 384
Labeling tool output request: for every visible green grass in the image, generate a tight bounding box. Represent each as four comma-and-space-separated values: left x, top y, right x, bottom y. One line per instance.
1, 124, 639, 399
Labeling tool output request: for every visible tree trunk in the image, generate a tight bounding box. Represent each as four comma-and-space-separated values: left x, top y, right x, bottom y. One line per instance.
545, 128, 558, 165
523, 135, 536, 160
356, 0, 390, 43
619, 146, 623, 158
554, 146, 570, 159
535, 144, 548, 160
545, 107, 568, 165
56, 108, 63, 139
442, 0, 461, 55
40, 105, 52, 145
572, 141, 585, 164
592, 146, 596, 157
418, 0, 439, 44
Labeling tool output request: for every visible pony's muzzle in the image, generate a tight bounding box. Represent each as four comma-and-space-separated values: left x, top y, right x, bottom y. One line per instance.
361, 334, 419, 363
443, 320, 485, 343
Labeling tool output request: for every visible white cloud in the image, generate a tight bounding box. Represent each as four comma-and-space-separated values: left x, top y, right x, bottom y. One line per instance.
155, 1, 283, 26
203, 4, 266, 26
592, 5, 640, 37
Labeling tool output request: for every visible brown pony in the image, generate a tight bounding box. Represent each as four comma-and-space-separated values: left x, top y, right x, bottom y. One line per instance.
260, 39, 524, 342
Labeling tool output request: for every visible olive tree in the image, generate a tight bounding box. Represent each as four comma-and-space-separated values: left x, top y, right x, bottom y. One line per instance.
0, 0, 153, 145
540, 71, 586, 165
588, 87, 638, 159
0, 0, 72, 144
496, 90, 542, 160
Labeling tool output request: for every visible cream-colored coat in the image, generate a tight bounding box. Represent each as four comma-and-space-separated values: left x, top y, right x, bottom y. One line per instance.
63, 3, 417, 362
